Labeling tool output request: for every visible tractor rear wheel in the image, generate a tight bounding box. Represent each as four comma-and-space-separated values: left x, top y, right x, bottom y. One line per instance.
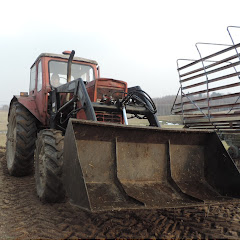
34, 129, 65, 202
6, 102, 37, 176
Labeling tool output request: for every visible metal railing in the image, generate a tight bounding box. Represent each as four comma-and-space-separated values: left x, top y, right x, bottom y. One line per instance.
172, 26, 240, 133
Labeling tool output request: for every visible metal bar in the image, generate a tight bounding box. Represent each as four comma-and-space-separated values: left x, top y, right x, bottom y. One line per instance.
186, 124, 240, 129
184, 113, 240, 120
171, 106, 182, 111
227, 26, 240, 62
176, 60, 187, 125
176, 59, 212, 125
178, 43, 240, 71
180, 61, 240, 83
181, 91, 208, 118
122, 106, 128, 125
220, 130, 240, 133
194, 41, 240, 119
190, 125, 240, 129
183, 71, 240, 90
171, 87, 180, 113
174, 102, 240, 114
224, 27, 240, 115
67, 50, 75, 83
174, 57, 239, 130
185, 117, 240, 123
188, 122, 240, 127
227, 26, 240, 45
174, 92, 240, 107
195, 43, 211, 121
92, 102, 149, 115
227, 97, 240, 114
177, 41, 240, 130
180, 54, 240, 78
184, 82, 240, 97
178, 57, 215, 129
180, 42, 237, 93
196, 42, 233, 47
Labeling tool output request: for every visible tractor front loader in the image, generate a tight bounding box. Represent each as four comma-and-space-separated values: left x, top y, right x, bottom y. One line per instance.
6, 50, 240, 212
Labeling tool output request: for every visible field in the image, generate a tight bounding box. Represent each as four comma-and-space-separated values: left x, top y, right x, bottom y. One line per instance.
0, 147, 239, 238
1, 110, 240, 238
0, 111, 183, 147
128, 114, 183, 128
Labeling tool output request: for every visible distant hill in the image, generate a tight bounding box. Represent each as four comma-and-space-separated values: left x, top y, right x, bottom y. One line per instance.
153, 95, 179, 116
153, 92, 240, 116
0, 105, 9, 111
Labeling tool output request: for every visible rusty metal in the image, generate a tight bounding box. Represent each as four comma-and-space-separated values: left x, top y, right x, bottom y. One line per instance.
172, 29, 240, 133
62, 119, 240, 212
181, 63, 240, 84
174, 92, 240, 107
178, 43, 240, 71
174, 102, 240, 114
180, 54, 239, 78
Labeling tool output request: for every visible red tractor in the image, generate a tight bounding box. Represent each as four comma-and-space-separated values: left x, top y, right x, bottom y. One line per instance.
6, 50, 240, 212
6, 51, 160, 205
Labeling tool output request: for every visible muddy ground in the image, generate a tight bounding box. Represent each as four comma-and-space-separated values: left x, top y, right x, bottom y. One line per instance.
0, 147, 240, 239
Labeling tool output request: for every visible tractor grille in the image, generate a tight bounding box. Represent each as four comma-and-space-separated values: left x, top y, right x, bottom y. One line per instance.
96, 112, 122, 124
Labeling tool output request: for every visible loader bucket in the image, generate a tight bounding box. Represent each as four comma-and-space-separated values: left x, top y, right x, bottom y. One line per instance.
63, 119, 240, 212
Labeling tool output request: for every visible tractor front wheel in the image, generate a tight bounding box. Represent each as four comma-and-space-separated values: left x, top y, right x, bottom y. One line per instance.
34, 129, 65, 202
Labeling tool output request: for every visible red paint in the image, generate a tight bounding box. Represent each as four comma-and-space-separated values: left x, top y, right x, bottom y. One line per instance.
11, 53, 127, 126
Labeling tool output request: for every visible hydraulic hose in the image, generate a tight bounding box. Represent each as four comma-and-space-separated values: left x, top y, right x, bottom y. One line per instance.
122, 89, 157, 114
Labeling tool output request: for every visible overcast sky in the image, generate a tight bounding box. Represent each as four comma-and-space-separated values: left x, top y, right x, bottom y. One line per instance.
1, 0, 240, 105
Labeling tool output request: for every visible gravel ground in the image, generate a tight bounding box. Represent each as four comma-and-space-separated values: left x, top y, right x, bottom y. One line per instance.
0, 147, 240, 239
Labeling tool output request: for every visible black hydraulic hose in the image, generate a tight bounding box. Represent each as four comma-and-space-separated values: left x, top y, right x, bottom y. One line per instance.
122, 90, 157, 114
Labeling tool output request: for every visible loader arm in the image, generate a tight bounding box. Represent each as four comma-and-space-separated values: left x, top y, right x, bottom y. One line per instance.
49, 78, 160, 131
49, 78, 97, 129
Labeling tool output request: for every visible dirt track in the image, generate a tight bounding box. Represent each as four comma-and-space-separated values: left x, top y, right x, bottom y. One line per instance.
0, 147, 240, 239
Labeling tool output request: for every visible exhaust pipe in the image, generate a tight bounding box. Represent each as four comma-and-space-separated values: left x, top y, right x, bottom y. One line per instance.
67, 50, 75, 83
64, 50, 75, 101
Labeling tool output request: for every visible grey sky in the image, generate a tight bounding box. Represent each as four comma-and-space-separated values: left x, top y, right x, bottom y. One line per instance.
1, 0, 240, 105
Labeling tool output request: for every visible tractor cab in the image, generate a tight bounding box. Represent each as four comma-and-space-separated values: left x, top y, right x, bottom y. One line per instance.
29, 51, 99, 93
24, 52, 99, 125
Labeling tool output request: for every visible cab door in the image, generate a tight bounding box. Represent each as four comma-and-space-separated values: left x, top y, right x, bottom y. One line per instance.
35, 59, 47, 125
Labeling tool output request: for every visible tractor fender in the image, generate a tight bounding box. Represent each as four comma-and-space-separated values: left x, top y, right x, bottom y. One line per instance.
9, 96, 42, 123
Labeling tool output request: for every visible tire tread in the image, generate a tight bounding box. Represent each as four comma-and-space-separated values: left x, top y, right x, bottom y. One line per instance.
6, 102, 37, 176
35, 129, 65, 203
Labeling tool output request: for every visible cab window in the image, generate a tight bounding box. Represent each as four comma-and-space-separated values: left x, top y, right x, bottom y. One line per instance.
37, 61, 42, 92
49, 60, 94, 88
29, 64, 36, 93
